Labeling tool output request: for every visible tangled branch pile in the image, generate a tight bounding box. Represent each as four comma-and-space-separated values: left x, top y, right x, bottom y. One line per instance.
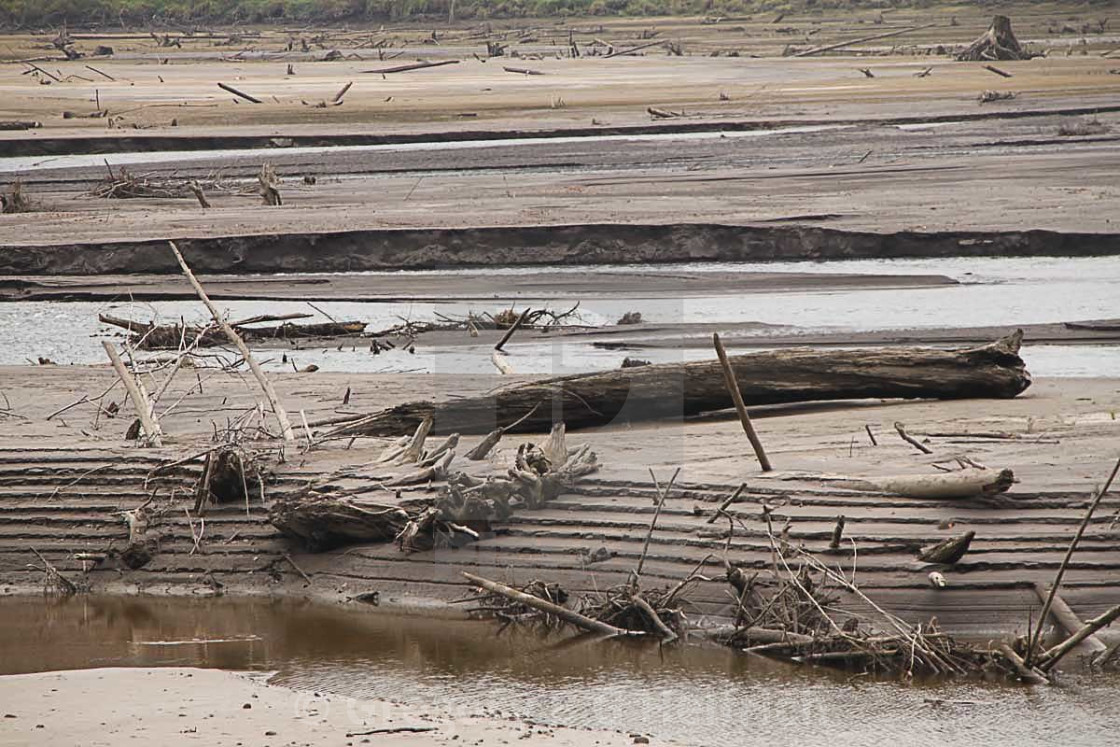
720, 546, 1003, 677
369, 304, 587, 340
100, 312, 367, 350
91, 166, 248, 200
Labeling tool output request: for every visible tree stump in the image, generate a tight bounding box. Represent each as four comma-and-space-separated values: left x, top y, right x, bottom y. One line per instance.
957, 15, 1027, 61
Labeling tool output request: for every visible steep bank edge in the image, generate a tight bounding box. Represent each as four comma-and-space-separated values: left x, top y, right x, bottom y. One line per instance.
1, 223, 1118, 275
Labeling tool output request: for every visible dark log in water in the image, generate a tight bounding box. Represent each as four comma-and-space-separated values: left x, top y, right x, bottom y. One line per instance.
341, 332, 1031, 435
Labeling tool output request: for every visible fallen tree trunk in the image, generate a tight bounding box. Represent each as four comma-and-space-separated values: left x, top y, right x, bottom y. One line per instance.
340, 332, 1031, 435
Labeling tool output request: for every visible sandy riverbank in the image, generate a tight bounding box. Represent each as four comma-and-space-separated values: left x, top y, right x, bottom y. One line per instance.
0, 667, 644, 746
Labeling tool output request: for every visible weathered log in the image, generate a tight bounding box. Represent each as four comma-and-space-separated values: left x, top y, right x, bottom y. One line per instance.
849, 468, 1014, 499
341, 333, 1031, 436
270, 496, 412, 551
0, 120, 42, 130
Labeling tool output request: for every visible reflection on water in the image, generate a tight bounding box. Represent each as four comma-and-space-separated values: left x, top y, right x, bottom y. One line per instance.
0, 255, 1117, 376
3, 595, 1119, 747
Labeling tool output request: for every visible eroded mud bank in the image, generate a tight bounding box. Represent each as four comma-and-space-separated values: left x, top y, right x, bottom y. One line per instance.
3, 223, 1119, 276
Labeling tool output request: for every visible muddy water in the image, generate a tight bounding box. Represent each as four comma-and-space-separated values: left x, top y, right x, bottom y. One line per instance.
1, 595, 1118, 747
1, 255, 1117, 376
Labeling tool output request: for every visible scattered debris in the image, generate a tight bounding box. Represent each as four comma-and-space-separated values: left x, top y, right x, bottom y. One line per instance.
979, 90, 1016, 104
1058, 117, 1111, 137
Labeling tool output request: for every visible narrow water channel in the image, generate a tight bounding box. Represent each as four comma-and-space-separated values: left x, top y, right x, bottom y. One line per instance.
2, 595, 1118, 747
1, 256, 1116, 376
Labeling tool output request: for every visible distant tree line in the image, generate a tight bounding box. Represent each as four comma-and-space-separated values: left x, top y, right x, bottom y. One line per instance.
0, 0, 1088, 30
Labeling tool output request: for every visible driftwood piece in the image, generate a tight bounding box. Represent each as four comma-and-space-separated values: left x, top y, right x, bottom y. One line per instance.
998, 643, 1048, 684
602, 39, 666, 59
258, 164, 282, 206
1032, 581, 1107, 654
828, 515, 846, 549
101, 341, 163, 447
713, 332, 772, 471
707, 482, 746, 524
466, 429, 503, 460
463, 572, 635, 636
217, 82, 262, 103
270, 496, 411, 551
918, 530, 975, 564
793, 23, 936, 57
848, 468, 1013, 499
1038, 605, 1120, 672
0, 121, 42, 130
340, 333, 1031, 436
894, 421, 933, 454
361, 59, 459, 74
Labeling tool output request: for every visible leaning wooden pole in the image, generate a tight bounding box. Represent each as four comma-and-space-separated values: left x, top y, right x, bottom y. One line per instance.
713, 333, 772, 471
101, 341, 163, 447
168, 241, 295, 442
462, 572, 636, 637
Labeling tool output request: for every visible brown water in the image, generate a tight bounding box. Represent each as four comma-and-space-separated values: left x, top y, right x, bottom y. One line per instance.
2, 595, 1119, 746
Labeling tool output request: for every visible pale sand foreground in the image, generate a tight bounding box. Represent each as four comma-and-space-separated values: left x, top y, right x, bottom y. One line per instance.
0, 668, 644, 747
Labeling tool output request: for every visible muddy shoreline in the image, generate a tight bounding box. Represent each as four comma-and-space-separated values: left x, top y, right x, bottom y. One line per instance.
7, 102, 1120, 158
4, 223, 1119, 276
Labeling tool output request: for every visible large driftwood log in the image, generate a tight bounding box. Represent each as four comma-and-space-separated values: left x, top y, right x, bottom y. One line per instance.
270, 496, 413, 551
340, 333, 1031, 435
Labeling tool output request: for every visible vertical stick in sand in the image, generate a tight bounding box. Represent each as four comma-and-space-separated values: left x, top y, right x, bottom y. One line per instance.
713, 333, 772, 472
168, 241, 295, 442
102, 340, 163, 447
